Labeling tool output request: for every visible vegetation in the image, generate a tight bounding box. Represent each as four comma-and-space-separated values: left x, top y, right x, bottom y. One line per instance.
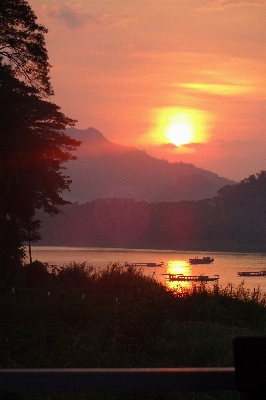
38, 171, 266, 252
1, 262, 266, 399
0, 0, 52, 96
0, 0, 80, 280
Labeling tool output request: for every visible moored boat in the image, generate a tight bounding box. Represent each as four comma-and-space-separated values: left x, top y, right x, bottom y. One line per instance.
238, 271, 266, 277
189, 256, 214, 265
125, 262, 164, 267
162, 273, 219, 282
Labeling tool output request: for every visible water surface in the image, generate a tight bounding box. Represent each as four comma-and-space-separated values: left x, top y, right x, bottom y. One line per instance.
28, 246, 266, 293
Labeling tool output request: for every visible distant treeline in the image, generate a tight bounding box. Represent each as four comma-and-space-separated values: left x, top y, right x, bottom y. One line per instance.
38, 171, 266, 252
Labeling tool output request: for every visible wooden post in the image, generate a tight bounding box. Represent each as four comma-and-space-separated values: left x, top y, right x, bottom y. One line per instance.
28, 240, 32, 264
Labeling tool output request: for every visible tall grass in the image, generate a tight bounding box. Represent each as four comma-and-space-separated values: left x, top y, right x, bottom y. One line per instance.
1, 261, 266, 399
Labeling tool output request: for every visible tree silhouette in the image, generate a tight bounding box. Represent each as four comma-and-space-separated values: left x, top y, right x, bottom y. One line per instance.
0, 1, 80, 281
0, 0, 52, 96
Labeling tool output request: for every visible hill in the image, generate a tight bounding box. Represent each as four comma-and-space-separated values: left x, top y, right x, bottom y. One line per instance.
62, 127, 236, 203
37, 171, 266, 251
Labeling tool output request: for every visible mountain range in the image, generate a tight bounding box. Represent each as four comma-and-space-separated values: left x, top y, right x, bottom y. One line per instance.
62, 127, 236, 204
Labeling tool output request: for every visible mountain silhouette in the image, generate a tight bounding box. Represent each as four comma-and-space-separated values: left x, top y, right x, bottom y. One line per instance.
62, 127, 236, 204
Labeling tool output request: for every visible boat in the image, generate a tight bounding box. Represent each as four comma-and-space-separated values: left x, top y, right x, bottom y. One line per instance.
125, 262, 164, 267
189, 256, 214, 265
162, 273, 219, 282
238, 271, 266, 277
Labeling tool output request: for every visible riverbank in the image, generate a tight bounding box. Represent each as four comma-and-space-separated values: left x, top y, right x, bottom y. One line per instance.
25, 248, 266, 295
1, 262, 266, 399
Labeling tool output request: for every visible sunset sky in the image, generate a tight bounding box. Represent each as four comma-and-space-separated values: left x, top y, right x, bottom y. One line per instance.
30, 0, 266, 182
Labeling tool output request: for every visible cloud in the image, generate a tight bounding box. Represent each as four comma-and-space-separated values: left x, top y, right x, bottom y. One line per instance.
160, 142, 205, 150
48, 5, 99, 29
100, 14, 137, 29
197, 0, 264, 10
182, 142, 206, 149
48, 6, 136, 31
160, 143, 177, 149
177, 82, 253, 96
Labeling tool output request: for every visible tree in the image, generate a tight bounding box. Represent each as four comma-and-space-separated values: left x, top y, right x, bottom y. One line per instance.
0, 1, 80, 281
0, 0, 52, 97
0, 63, 80, 279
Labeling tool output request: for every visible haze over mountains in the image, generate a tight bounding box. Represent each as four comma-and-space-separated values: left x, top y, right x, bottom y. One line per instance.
63, 127, 236, 204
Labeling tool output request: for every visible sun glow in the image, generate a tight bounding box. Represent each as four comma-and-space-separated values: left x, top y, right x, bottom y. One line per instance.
143, 107, 212, 149
166, 120, 194, 146
163, 110, 202, 147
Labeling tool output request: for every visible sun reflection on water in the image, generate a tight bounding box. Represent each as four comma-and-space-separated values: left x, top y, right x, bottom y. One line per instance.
165, 259, 192, 290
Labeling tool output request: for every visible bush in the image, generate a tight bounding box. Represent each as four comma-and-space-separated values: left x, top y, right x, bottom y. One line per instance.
24, 260, 50, 288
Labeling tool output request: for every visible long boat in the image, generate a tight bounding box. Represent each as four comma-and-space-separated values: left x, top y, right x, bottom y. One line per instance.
189, 256, 214, 265
238, 271, 266, 277
162, 273, 219, 282
125, 262, 164, 267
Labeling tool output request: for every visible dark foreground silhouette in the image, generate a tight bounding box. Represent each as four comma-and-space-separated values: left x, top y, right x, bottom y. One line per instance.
1, 261, 266, 399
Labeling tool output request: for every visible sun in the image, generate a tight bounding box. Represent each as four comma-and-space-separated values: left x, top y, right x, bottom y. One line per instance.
164, 112, 195, 146
166, 122, 193, 146
138, 107, 213, 150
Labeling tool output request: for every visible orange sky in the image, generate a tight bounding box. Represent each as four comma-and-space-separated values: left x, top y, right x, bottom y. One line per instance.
30, 0, 266, 182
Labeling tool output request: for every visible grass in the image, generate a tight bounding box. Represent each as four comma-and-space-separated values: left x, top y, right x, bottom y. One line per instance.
1, 261, 266, 399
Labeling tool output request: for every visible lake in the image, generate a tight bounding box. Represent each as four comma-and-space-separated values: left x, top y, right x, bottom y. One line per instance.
28, 246, 266, 293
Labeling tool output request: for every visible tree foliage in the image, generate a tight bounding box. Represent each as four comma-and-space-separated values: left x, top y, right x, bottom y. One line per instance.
0, 64, 80, 279
0, 0, 80, 279
0, 64, 79, 217
0, 0, 52, 96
